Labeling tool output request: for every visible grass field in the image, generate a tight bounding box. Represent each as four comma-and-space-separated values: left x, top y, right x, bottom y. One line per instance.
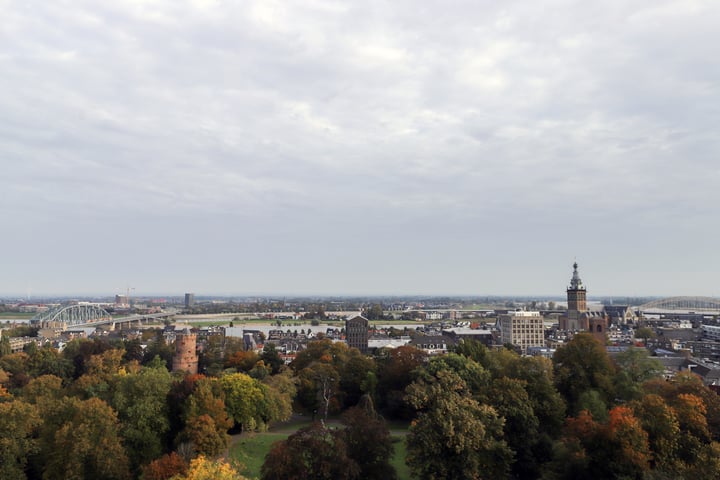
229, 422, 412, 479
391, 435, 411, 479
231, 433, 288, 479
0, 312, 35, 319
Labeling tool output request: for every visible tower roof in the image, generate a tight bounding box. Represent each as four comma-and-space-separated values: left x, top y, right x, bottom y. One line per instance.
569, 262, 585, 290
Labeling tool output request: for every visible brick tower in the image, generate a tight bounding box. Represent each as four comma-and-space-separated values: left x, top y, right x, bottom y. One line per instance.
173, 330, 198, 374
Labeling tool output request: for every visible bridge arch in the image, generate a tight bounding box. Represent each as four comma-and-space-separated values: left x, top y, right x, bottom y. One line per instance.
639, 296, 720, 313
31, 304, 112, 327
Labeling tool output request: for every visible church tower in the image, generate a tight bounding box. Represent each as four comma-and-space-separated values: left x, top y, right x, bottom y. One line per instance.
563, 262, 588, 331
567, 262, 587, 313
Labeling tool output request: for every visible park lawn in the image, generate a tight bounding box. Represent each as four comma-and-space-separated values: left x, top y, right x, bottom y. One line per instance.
231, 433, 288, 479
391, 435, 412, 480
230, 430, 412, 480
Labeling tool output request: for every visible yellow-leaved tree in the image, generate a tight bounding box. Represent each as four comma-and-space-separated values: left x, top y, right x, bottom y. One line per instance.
170, 456, 246, 480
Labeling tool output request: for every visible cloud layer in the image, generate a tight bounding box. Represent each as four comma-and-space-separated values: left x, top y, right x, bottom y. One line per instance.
2, 0, 719, 296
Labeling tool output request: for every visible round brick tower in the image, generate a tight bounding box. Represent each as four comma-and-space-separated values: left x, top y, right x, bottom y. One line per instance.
172, 330, 198, 374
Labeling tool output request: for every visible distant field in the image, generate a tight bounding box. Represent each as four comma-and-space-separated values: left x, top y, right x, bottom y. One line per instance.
0, 312, 35, 319
460, 304, 495, 310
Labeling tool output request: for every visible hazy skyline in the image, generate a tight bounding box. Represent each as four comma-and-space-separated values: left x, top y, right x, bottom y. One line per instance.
2, 1, 719, 297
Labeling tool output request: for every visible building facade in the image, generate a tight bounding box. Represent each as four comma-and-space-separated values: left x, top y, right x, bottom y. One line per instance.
345, 315, 369, 353
498, 310, 545, 354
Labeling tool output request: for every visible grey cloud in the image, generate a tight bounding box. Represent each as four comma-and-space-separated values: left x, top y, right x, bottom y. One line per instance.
1, 0, 719, 295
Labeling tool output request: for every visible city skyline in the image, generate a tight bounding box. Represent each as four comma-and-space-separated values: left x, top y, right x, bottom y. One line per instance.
2, 1, 719, 297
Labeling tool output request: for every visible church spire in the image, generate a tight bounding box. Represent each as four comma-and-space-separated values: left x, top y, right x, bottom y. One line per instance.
569, 262, 584, 290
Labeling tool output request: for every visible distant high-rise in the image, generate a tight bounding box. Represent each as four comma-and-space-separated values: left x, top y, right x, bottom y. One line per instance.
184, 293, 195, 308
115, 295, 129, 307
345, 315, 369, 353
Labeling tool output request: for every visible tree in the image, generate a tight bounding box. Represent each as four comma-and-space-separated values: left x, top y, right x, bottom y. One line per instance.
0, 400, 41, 479
421, 353, 490, 396
172, 455, 247, 480
261, 422, 360, 480
364, 304, 384, 320
405, 368, 512, 479
0, 334, 11, 356
180, 377, 232, 456
602, 406, 651, 478
631, 394, 681, 472
0, 352, 31, 389
486, 377, 543, 479
27, 346, 73, 380
612, 347, 663, 402
260, 344, 284, 374
225, 350, 260, 372
142, 452, 188, 480
376, 345, 427, 419
634, 327, 656, 346
21, 374, 64, 405
111, 365, 174, 470
123, 338, 145, 363
340, 406, 397, 480
219, 372, 265, 431
184, 414, 228, 457
549, 407, 650, 480
43, 397, 131, 480
553, 333, 615, 415
338, 352, 376, 408
502, 355, 566, 437
644, 371, 720, 440
142, 334, 175, 371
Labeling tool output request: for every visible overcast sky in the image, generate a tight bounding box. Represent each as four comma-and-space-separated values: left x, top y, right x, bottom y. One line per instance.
1, 0, 719, 298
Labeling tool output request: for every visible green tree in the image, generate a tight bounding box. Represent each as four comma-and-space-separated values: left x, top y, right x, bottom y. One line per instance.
364, 304, 384, 320
219, 372, 265, 431
42, 397, 131, 480
375, 345, 427, 419
0, 334, 11, 356
260, 344, 284, 374
405, 369, 512, 479
0, 352, 31, 389
0, 400, 41, 479
631, 393, 681, 473
261, 422, 360, 480
340, 405, 397, 480
338, 351, 376, 408
486, 377, 543, 478
123, 338, 145, 363
553, 333, 615, 415
613, 346, 663, 402
111, 365, 174, 470
180, 377, 232, 456
27, 346, 73, 380
142, 334, 175, 371
634, 327, 656, 346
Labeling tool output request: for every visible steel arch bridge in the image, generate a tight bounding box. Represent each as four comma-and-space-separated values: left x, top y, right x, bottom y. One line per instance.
31, 304, 112, 327
639, 296, 720, 313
